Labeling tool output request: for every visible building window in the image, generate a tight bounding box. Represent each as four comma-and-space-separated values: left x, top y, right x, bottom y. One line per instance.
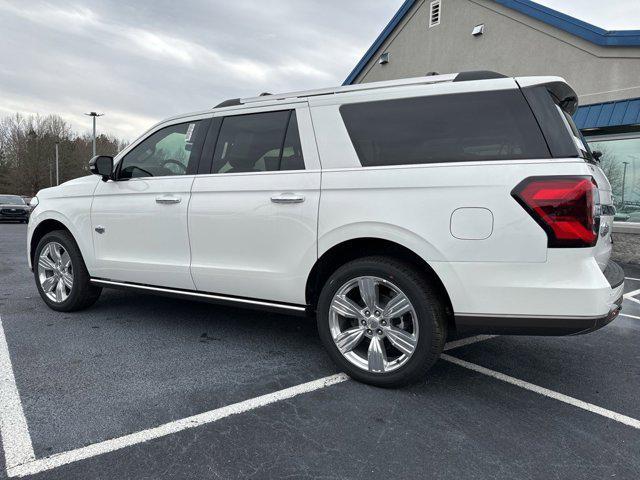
429, 0, 441, 28
587, 135, 640, 223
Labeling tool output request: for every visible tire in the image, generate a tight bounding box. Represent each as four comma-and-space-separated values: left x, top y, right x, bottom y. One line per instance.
317, 256, 447, 387
34, 230, 102, 312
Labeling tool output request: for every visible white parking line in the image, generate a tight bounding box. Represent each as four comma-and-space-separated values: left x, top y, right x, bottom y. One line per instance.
442, 354, 640, 430
620, 313, 640, 321
443, 335, 498, 351
0, 333, 494, 477
624, 288, 640, 299
7, 329, 636, 477
0, 317, 35, 470
7, 373, 349, 477
625, 277, 640, 282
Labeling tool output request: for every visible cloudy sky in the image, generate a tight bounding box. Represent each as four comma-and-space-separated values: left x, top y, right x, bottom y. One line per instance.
0, 0, 638, 141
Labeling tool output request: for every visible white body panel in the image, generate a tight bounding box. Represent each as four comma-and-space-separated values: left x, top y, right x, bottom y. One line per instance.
189, 170, 320, 303
90, 176, 196, 289
189, 104, 321, 304
27, 175, 99, 270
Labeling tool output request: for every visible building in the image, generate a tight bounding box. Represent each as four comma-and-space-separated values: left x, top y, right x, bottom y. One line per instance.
345, 0, 640, 263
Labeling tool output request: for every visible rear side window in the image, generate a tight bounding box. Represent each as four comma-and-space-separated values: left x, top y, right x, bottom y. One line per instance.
212, 110, 304, 174
340, 90, 551, 167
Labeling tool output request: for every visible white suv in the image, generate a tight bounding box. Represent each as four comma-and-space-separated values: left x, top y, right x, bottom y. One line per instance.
28, 71, 624, 387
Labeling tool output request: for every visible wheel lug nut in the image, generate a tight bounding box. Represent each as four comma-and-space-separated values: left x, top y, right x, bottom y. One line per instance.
366, 329, 372, 335
364, 310, 370, 317
361, 320, 367, 326
376, 329, 383, 335
375, 310, 381, 317
381, 320, 387, 326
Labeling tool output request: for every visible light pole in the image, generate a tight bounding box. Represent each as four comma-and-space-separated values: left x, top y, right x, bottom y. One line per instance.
84, 112, 104, 157
54, 142, 60, 186
621, 161, 630, 207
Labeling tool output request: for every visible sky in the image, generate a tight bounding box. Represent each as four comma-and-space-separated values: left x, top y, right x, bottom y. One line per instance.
0, 0, 638, 141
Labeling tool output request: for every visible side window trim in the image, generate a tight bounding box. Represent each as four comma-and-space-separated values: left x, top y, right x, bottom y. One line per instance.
199, 117, 223, 175
277, 110, 294, 171
186, 118, 211, 176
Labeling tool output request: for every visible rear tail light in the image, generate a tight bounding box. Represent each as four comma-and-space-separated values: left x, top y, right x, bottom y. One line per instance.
512, 176, 600, 248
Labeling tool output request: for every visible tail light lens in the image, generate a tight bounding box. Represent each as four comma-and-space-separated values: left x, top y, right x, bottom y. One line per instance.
512, 176, 599, 248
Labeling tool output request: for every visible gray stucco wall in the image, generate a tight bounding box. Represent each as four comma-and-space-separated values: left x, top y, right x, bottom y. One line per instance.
355, 0, 640, 105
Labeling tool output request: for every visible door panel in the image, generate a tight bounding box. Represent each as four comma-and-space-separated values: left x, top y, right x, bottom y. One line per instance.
91, 176, 196, 289
189, 171, 320, 303
188, 104, 321, 305
89, 117, 210, 289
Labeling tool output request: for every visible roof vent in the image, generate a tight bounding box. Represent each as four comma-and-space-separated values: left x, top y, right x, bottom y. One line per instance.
429, 0, 441, 28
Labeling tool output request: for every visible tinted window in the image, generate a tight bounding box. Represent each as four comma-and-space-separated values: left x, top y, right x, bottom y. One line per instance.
212, 110, 304, 174
521, 85, 578, 159
340, 90, 551, 167
119, 121, 205, 179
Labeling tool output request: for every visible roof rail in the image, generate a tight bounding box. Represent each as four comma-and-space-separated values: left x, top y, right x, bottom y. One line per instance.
239, 73, 458, 106
214, 98, 242, 108
453, 71, 507, 82
213, 71, 509, 109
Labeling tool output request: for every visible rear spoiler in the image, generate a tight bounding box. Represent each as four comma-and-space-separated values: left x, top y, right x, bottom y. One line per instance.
515, 76, 579, 114
516, 77, 582, 158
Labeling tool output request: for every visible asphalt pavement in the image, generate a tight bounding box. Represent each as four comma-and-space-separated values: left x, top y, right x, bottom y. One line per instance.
1, 223, 639, 479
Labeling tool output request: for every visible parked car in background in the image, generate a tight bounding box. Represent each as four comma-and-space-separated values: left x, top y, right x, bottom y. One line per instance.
0, 195, 31, 223
26, 72, 624, 387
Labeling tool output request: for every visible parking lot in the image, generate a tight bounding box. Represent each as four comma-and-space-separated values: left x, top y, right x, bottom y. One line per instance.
1, 223, 639, 479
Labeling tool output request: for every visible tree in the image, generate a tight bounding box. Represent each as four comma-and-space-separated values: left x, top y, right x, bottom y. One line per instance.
0, 113, 125, 195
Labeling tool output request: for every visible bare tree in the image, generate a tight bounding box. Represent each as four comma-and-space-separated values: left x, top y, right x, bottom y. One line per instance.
0, 113, 125, 196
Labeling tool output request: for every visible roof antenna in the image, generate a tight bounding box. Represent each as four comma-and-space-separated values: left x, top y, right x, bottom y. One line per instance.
425, 71, 439, 76
259, 92, 272, 96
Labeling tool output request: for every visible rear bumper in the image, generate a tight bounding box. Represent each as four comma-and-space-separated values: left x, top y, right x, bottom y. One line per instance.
453, 260, 624, 336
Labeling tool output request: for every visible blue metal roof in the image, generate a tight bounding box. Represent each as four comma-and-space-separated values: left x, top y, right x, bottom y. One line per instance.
344, 0, 640, 85
574, 98, 640, 130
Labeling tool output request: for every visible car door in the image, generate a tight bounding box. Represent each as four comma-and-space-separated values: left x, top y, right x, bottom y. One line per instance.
189, 102, 321, 305
91, 116, 211, 289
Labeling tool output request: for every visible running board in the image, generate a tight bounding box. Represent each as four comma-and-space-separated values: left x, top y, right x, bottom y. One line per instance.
90, 278, 308, 316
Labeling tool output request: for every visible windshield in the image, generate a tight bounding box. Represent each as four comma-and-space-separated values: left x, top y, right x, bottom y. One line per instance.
0, 195, 26, 205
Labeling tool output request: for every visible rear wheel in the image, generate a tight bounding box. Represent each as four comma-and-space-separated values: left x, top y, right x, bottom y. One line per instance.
34, 230, 102, 312
317, 256, 447, 387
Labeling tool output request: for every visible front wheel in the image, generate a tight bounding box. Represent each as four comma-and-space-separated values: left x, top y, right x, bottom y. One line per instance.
34, 230, 102, 312
317, 257, 447, 387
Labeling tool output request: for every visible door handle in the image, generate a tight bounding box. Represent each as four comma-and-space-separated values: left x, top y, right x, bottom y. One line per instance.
271, 193, 305, 204
155, 195, 182, 205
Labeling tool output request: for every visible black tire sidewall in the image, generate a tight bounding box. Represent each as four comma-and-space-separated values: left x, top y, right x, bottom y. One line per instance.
34, 231, 91, 312
317, 257, 445, 387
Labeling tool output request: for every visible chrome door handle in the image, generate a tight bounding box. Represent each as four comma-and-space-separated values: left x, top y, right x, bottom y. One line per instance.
156, 195, 181, 205
271, 193, 305, 204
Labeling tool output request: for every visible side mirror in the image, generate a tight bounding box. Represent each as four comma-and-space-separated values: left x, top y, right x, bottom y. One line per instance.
592, 150, 603, 162
89, 155, 114, 181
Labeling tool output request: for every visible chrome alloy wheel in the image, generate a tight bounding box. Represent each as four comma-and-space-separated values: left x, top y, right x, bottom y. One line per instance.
37, 242, 73, 303
328, 276, 419, 373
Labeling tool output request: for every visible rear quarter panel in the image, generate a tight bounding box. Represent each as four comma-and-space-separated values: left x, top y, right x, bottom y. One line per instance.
318, 159, 598, 315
